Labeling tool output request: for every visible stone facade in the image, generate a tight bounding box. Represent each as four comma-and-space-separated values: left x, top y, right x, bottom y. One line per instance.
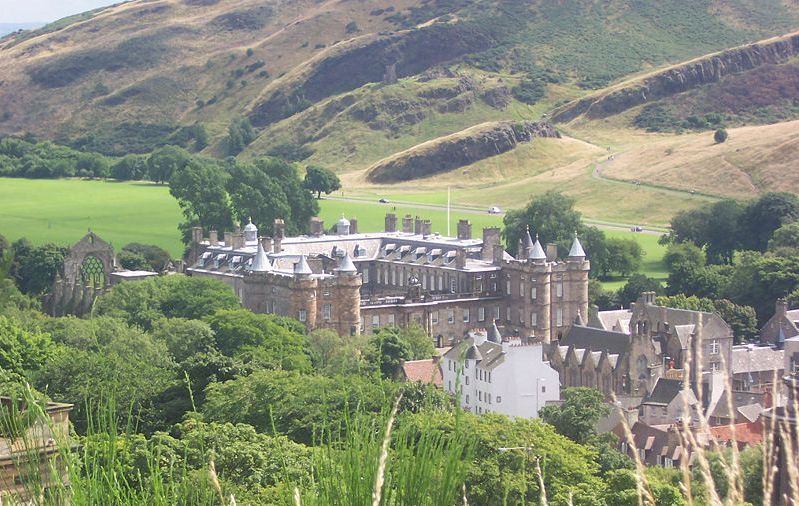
186, 214, 590, 341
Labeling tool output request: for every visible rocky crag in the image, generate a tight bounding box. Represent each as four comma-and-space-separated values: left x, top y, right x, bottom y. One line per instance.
366, 121, 560, 183
552, 32, 799, 123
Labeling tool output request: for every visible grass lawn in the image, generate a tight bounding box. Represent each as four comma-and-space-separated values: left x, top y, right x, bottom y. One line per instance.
0, 178, 667, 291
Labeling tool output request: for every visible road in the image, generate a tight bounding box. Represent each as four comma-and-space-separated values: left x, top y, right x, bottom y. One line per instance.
323, 196, 666, 236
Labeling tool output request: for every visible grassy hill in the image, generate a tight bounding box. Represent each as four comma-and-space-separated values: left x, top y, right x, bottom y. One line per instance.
1, 0, 798, 226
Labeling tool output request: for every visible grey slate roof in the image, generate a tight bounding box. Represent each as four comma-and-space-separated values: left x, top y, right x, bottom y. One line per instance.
561, 325, 630, 355
731, 345, 784, 374
250, 242, 271, 272
642, 378, 684, 405
569, 235, 586, 258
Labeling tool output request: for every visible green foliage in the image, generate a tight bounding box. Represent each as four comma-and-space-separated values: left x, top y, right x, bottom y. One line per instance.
345, 21, 359, 34
0, 315, 55, 377
714, 128, 728, 143
111, 154, 148, 181
656, 294, 716, 312
739, 192, 799, 252
768, 221, 799, 255
266, 142, 315, 162
202, 369, 391, 444
303, 165, 341, 198
539, 387, 609, 444
204, 309, 313, 373
168, 157, 234, 235
405, 409, 606, 505
308, 328, 370, 375
633, 104, 725, 133
121, 243, 171, 272
617, 274, 663, 308
117, 250, 150, 271
0, 136, 113, 179
604, 238, 643, 276
511, 77, 545, 105
226, 116, 255, 156
95, 274, 240, 330
9, 239, 69, 295
503, 191, 582, 250
670, 199, 742, 264
147, 145, 192, 184
367, 325, 434, 379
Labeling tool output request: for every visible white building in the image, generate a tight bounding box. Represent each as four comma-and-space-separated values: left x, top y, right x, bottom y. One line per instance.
441, 322, 560, 418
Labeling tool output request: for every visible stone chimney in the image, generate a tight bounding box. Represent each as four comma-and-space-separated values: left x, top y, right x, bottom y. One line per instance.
385, 213, 397, 233
481, 227, 501, 262
273, 218, 285, 253
414, 217, 422, 235
456, 249, 466, 269
232, 231, 245, 250
260, 236, 273, 253
310, 217, 324, 237
223, 231, 233, 248
421, 219, 432, 236
402, 215, 413, 234
546, 243, 558, 262
209, 230, 218, 245
493, 244, 504, 266
350, 218, 358, 234
191, 226, 203, 244
457, 219, 472, 240
776, 298, 789, 317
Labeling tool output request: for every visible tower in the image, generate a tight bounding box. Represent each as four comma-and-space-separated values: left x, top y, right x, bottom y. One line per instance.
332, 253, 362, 335
291, 255, 317, 330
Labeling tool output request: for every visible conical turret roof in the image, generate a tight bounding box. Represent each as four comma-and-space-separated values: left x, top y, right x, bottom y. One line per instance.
569, 232, 586, 258
530, 234, 547, 261
523, 225, 534, 252
335, 252, 357, 273
487, 320, 502, 343
251, 241, 271, 272
294, 255, 312, 276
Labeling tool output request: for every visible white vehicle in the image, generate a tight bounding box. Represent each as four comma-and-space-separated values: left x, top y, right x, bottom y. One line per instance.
488, 206, 502, 214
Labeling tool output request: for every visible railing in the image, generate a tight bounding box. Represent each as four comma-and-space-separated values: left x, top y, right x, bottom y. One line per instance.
360, 291, 501, 307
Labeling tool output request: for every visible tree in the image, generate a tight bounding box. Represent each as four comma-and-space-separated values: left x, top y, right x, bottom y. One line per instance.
308, 328, 369, 375
704, 200, 743, 264
714, 128, 728, 143
111, 154, 148, 181
713, 299, 758, 343
9, 239, 68, 295
303, 166, 341, 198
617, 274, 662, 308
664, 242, 706, 295
539, 387, 609, 444
121, 243, 172, 272
768, 222, 799, 256
203, 370, 392, 444
226, 117, 255, 156
589, 279, 619, 310
0, 316, 55, 377
147, 145, 192, 184
369, 328, 412, 379
739, 192, 799, 252
204, 309, 312, 373
656, 294, 715, 312
722, 251, 799, 322
502, 192, 583, 251
605, 238, 643, 276
95, 275, 240, 330
117, 250, 150, 271
169, 158, 234, 239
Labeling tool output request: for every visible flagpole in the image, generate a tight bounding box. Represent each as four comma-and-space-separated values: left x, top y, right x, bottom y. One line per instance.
447, 186, 451, 237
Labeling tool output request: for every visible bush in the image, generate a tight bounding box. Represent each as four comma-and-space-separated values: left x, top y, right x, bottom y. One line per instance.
714, 128, 728, 143
512, 77, 546, 105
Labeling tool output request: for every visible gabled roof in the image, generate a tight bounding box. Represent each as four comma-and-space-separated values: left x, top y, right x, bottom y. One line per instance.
643, 378, 686, 406
561, 325, 630, 356
731, 345, 784, 374
401, 359, 443, 386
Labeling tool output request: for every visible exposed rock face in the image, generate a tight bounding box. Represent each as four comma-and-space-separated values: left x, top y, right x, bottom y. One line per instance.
249, 23, 493, 127
366, 121, 560, 183
552, 33, 799, 122
481, 86, 512, 109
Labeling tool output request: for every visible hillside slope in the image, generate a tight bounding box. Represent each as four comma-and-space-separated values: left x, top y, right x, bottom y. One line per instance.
0, 0, 797, 161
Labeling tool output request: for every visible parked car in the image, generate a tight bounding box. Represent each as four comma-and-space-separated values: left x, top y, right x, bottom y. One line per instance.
488, 206, 502, 214
379, 198, 389, 203
631, 225, 643, 232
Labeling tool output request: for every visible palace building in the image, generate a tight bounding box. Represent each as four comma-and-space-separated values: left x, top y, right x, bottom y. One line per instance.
185, 213, 590, 343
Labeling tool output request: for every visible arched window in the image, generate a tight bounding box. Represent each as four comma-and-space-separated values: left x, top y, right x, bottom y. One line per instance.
80, 255, 105, 287
637, 355, 649, 380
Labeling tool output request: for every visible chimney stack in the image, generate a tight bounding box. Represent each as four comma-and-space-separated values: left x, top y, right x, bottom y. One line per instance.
421, 219, 432, 236
232, 231, 245, 250
546, 243, 558, 262
402, 215, 413, 234
223, 231, 233, 248
209, 230, 218, 245
385, 213, 397, 233
457, 219, 472, 240
273, 218, 285, 253
310, 217, 324, 237
350, 218, 358, 234
481, 227, 501, 262
414, 217, 422, 235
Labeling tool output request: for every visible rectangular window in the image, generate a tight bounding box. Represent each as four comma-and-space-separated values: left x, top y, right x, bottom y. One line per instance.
465, 376, 469, 385
431, 311, 439, 324
448, 310, 455, 324
487, 372, 491, 383
362, 268, 369, 284
496, 395, 501, 403
387, 314, 395, 326
450, 278, 457, 293
478, 307, 485, 322
372, 315, 380, 328
438, 275, 444, 291
476, 282, 483, 292
463, 309, 470, 323
487, 393, 491, 404
465, 395, 469, 404
711, 361, 721, 372
531, 285, 537, 300
399, 269, 405, 287
422, 274, 427, 289
506, 280, 511, 295
556, 308, 563, 327
322, 304, 332, 321
392, 268, 397, 286
519, 310, 524, 324
710, 339, 720, 355
531, 312, 537, 327
541, 385, 546, 393
520, 282, 525, 297
556, 282, 563, 298
478, 391, 482, 401
448, 360, 452, 371
506, 307, 511, 322
298, 309, 307, 322
493, 306, 500, 320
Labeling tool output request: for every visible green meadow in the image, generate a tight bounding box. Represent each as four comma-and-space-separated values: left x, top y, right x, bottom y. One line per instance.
0, 178, 666, 290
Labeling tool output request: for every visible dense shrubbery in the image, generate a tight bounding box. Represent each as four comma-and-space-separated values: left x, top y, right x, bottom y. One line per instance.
633, 104, 726, 133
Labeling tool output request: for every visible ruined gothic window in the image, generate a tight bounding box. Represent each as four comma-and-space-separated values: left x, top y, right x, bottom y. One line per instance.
80, 255, 105, 287
637, 355, 648, 380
